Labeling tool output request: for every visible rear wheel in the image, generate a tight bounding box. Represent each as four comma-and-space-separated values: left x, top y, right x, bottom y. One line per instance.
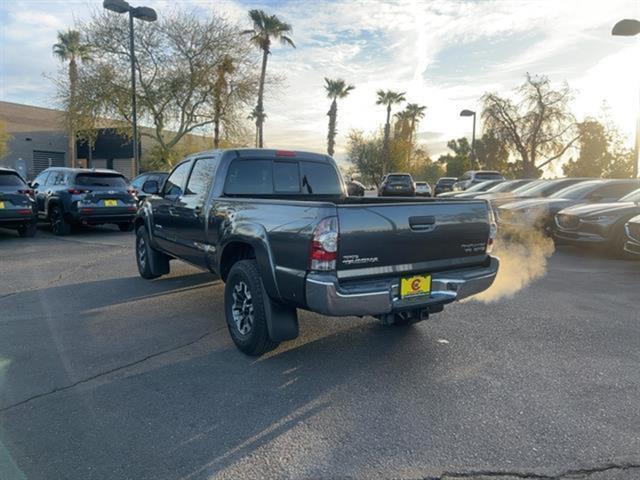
135, 226, 170, 279
224, 260, 279, 356
17, 222, 37, 238
118, 222, 134, 232
49, 206, 70, 236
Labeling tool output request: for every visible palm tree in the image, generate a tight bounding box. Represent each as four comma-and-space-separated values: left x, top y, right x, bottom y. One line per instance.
213, 55, 235, 149
376, 90, 405, 173
242, 9, 295, 148
247, 107, 267, 147
324, 78, 355, 157
53, 29, 92, 168
403, 103, 427, 166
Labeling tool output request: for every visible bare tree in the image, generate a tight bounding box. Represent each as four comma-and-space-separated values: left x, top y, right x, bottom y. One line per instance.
68, 10, 258, 165
481, 74, 580, 177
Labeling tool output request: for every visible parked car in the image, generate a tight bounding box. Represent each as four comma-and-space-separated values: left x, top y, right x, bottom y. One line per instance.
346, 179, 365, 196
0, 167, 38, 237
459, 179, 535, 200
378, 173, 416, 196
497, 179, 640, 234
415, 181, 432, 197
436, 179, 503, 198
553, 187, 640, 254
453, 170, 505, 191
131, 171, 169, 204
623, 215, 640, 256
483, 177, 592, 210
434, 177, 457, 196
30, 167, 138, 235
135, 149, 499, 356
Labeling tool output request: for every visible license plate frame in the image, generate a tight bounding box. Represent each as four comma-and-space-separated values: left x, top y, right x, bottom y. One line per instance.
104, 199, 118, 207
400, 274, 432, 298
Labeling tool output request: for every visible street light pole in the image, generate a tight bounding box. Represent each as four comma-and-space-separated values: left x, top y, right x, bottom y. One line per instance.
612, 18, 640, 179
460, 109, 477, 169
128, 11, 139, 177
103, 0, 157, 177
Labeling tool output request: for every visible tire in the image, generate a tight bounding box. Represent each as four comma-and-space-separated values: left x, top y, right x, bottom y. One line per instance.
118, 222, 135, 232
135, 225, 170, 279
609, 226, 633, 259
17, 222, 38, 238
49, 205, 70, 236
224, 259, 279, 356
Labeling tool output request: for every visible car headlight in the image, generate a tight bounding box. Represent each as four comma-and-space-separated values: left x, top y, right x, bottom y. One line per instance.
582, 213, 619, 224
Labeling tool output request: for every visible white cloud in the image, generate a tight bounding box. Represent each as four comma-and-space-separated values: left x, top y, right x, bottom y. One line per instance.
1, 0, 637, 161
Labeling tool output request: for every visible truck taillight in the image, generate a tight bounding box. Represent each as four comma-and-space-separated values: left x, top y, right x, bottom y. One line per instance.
310, 216, 338, 271
487, 208, 497, 253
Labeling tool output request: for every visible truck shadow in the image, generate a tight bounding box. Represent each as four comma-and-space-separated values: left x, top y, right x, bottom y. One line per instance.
0, 271, 445, 480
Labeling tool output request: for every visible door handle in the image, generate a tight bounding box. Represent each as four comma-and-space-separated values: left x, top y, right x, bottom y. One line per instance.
409, 215, 436, 230
169, 207, 179, 216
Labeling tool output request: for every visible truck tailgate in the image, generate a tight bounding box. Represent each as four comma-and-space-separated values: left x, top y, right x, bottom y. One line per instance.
336, 200, 490, 278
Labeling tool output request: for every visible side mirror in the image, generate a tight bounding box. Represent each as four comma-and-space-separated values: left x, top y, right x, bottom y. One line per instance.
29, 181, 39, 189
142, 180, 159, 195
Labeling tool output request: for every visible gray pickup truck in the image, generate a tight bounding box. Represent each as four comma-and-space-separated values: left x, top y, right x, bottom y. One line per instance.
135, 149, 499, 355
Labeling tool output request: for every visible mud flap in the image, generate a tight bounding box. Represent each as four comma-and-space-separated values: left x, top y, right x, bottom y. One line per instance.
261, 282, 299, 342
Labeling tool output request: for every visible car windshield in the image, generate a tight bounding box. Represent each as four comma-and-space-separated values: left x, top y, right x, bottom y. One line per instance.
486, 180, 528, 193
511, 180, 546, 194
476, 172, 504, 180
75, 173, 128, 188
0, 172, 26, 186
619, 188, 640, 202
550, 180, 602, 199
464, 180, 499, 192
415, 182, 427, 186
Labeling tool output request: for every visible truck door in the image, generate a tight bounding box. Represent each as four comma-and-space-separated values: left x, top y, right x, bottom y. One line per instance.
151, 160, 191, 252
171, 157, 218, 267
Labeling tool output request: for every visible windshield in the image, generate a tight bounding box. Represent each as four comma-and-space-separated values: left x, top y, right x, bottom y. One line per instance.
619, 188, 640, 202
550, 180, 602, 199
511, 180, 546, 194
387, 175, 412, 184
75, 173, 128, 188
486, 180, 529, 193
437, 178, 456, 185
464, 180, 501, 192
476, 172, 504, 180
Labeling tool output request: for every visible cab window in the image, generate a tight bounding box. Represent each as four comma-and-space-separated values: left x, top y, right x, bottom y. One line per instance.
185, 158, 217, 197
164, 162, 191, 197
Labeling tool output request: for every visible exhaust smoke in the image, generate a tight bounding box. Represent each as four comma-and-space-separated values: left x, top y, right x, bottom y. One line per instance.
473, 228, 555, 302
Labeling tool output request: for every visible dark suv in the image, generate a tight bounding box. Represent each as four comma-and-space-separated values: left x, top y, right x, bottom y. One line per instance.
378, 173, 415, 196
0, 167, 38, 237
30, 168, 137, 235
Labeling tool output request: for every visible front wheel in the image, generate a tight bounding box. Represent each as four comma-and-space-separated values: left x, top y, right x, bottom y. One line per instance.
224, 260, 279, 356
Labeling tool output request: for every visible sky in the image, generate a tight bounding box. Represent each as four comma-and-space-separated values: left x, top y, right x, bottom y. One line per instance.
1, 0, 639, 164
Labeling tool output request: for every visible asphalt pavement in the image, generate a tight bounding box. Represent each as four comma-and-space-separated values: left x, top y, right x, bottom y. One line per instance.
0, 225, 639, 480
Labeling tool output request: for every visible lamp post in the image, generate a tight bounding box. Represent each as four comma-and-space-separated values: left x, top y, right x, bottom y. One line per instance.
103, 0, 157, 176
612, 18, 640, 178
460, 109, 476, 169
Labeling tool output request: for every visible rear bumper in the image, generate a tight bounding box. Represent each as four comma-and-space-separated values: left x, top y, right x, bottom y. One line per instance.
0, 211, 37, 226
66, 209, 136, 224
305, 256, 499, 316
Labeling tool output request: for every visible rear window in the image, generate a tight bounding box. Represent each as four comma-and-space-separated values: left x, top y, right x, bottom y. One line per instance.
387, 175, 412, 184
225, 159, 341, 196
437, 178, 456, 185
75, 174, 127, 188
301, 162, 342, 194
475, 172, 504, 180
0, 172, 26, 186
225, 159, 273, 195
